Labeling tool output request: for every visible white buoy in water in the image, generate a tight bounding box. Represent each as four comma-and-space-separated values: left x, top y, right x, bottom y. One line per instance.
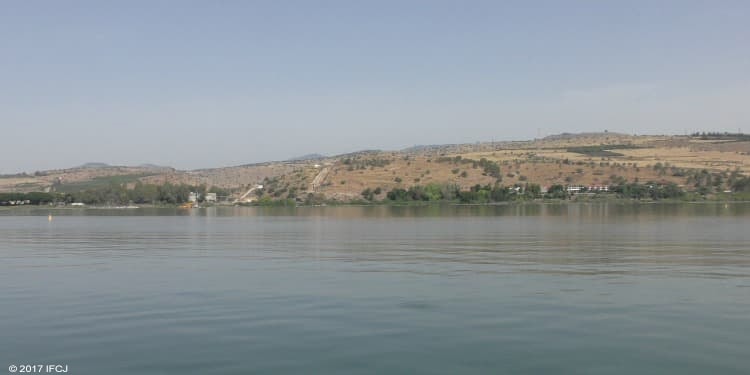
48, 213, 52, 222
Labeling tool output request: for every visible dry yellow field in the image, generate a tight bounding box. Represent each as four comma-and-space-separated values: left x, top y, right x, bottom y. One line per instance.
313, 134, 750, 199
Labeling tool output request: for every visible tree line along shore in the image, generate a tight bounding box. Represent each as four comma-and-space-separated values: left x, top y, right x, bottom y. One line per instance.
2, 176, 750, 207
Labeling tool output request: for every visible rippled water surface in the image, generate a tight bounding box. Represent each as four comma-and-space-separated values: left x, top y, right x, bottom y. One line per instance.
1, 203, 749, 374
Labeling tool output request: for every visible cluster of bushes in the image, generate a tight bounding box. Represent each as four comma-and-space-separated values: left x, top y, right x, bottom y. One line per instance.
257, 176, 306, 200
731, 175, 750, 192
380, 181, 694, 203
0, 192, 57, 205
477, 158, 502, 178
610, 182, 684, 200
436, 156, 502, 179
566, 144, 637, 157
342, 157, 391, 170
383, 183, 542, 203
2, 182, 231, 206
545, 185, 568, 199
386, 184, 458, 202
678, 168, 747, 194
456, 184, 541, 203
691, 132, 750, 141
360, 187, 382, 200
66, 182, 225, 205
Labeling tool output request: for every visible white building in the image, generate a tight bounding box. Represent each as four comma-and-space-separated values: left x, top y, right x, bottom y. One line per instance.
205, 193, 217, 202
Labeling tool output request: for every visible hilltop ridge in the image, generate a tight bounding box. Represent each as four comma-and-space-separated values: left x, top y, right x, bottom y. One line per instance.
2, 133, 749, 202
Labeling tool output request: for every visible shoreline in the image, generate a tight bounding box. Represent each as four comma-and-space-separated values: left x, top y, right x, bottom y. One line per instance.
3, 198, 750, 211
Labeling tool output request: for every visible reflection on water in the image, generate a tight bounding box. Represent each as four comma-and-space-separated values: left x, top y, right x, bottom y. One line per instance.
1, 203, 749, 374
3, 201, 750, 218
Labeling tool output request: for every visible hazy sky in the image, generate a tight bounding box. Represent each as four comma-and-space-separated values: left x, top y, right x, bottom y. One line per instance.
1, 1, 749, 173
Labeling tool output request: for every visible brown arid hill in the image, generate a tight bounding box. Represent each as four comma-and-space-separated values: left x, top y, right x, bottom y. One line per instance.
138, 162, 305, 190
310, 133, 750, 201
2, 133, 749, 199
0, 165, 173, 193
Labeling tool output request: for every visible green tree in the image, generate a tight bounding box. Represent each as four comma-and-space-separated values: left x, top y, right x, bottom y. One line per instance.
546, 185, 567, 199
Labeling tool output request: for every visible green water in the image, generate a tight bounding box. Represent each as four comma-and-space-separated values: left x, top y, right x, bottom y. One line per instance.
1, 203, 749, 374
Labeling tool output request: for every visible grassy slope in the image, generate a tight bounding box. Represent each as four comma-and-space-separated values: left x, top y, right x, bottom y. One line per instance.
54, 174, 153, 193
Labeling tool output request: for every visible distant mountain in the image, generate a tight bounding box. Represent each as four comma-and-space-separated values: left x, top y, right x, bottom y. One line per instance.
542, 131, 628, 141
332, 150, 382, 159
138, 163, 173, 170
77, 162, 111, 169
287, 153, 326, 161
400, 144, 457, 153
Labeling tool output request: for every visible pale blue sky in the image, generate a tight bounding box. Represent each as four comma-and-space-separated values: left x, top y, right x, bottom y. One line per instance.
1, 1, 748, 173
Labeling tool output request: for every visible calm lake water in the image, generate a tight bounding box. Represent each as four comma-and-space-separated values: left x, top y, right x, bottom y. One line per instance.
1, 203, 749, 374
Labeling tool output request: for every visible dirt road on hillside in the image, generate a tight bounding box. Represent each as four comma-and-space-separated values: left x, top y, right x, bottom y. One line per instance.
310, 167, 330, 192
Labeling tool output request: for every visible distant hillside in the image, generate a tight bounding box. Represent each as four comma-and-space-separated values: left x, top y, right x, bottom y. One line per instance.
332, 150, 382, 158
138, 163, 173, 170
77, 162, 172, 170
287, 153, 326, 161
2, 133, 749, 198
401, 144, 458, 153
78, 162, 112, 169
542, 132, 628, 141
